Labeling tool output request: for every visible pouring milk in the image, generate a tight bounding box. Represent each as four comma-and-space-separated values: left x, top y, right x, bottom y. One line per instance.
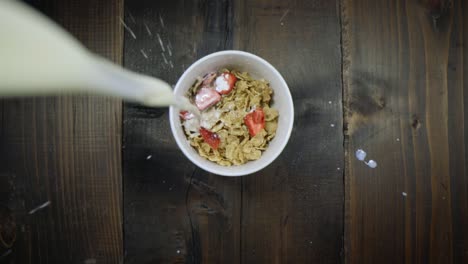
0, 0, 194, 111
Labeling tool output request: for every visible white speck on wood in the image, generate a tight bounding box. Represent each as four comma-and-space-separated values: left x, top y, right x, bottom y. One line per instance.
144, 23, 152, 36
396, 138, 400, 141
402, 192, 407, 197
167, 41, 173, 56
140, 49, 148, 59
328, 101, 332, 104
192, 42, 197, 54
355, 149, 366, 161
330, 124, 335, 127
279, 9, 290, 22
157, 33, 165, 52
28, 201, 51, 214
337, 167, 341, 171
365, 160, 377, 168
146, 155, 152, 160
159, 13, 165, 28
177, 250, 181, 254
162, 53, 168, 64
167, 44, 172, 56
119, 18, 136, 39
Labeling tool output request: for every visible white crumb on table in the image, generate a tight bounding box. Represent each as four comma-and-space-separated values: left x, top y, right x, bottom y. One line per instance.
28, 201, 51, 214
365, 160, 377, 168
140, 49, 148, 59
119, 18, 136, 39
157, 33, 165, 52
144, 23, 152, 36
355, 149, 366, 161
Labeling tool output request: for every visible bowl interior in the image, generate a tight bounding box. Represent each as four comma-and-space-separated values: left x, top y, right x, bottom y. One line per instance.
169, 51, 293, 176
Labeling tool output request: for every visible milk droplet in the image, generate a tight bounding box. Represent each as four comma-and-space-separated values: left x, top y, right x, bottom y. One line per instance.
365, 160, 377, 168
402, 192, 407, 197
355, 149, 366, 161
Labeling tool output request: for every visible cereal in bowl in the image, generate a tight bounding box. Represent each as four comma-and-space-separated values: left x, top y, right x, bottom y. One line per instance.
179, 69, 279, 166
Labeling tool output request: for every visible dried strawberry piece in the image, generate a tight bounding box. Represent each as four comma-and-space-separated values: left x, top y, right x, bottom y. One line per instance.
195, 87, 221, 111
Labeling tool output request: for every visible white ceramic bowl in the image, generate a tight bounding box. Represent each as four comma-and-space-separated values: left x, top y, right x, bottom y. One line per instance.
169, 50, 294, 176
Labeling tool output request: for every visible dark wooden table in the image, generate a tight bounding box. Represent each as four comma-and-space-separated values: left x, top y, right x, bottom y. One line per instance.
0, 0, 467, 263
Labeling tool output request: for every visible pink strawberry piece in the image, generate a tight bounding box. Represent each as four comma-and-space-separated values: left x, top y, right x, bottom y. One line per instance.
215, 72, 237, 95
179, 110, 195, 120
195, 87, 221, 111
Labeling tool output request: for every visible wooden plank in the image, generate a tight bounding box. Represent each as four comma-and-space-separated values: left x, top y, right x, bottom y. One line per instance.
234, 0, 344, 263
0, 0, 123, 263
122, 1, 241, 263
342, 0, 468, 263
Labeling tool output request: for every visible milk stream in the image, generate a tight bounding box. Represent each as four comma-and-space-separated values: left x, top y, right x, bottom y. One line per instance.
0, 0, 174, 107
174, 96, 201, 119
0, 0, 203, 132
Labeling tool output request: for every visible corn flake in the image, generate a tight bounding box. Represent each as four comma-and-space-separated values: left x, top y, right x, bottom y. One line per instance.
182, 70, 279, 166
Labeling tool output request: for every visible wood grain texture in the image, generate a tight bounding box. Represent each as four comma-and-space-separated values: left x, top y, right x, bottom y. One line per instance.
342, 0, 468, 263
235, 0, 344, 263
122, 1, 241, 263
0, 0, 123, 263
123, 0, 344, 263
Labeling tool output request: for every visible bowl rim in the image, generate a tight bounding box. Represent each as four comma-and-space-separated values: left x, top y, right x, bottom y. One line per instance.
169, 50, 294, 176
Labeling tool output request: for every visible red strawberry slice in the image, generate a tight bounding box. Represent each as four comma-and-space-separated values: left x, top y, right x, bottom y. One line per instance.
195, 87, 221, 111
199, 127, 220, 150
215, 72, 237, 95
179, 110, 195, 120
244, 108, 265, 137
